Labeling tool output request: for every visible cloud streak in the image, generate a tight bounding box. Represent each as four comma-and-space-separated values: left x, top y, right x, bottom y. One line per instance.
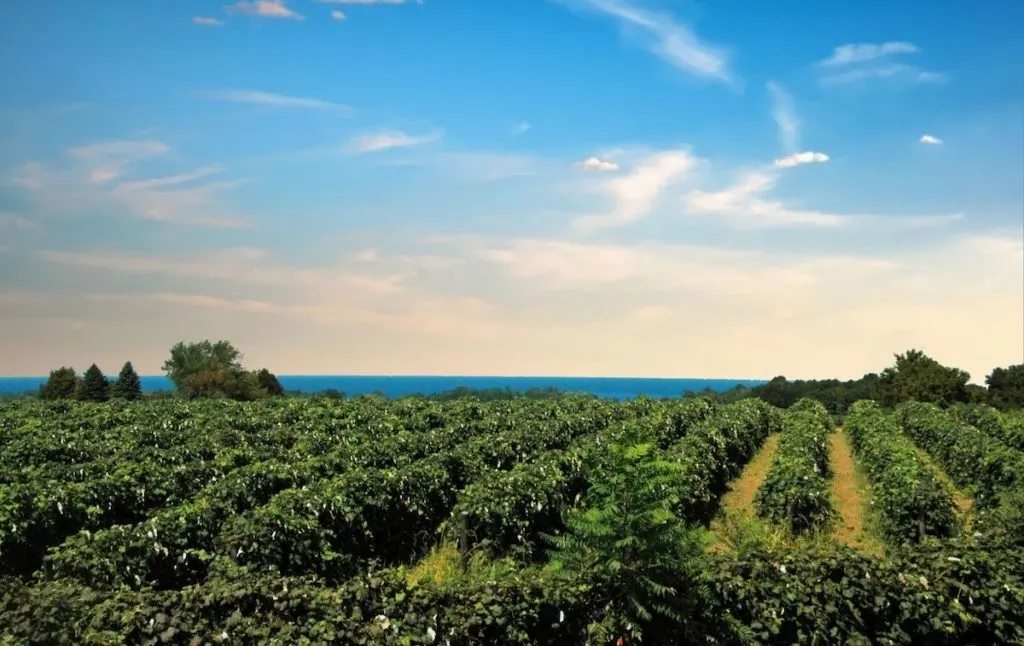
815, 42, 945, 86
554, 0, 734, 84
198, 89, 353, 113
223, 0, 303, 19
766, 81, 799, 153
193, 16, 226, 26
920, 134, 943, 145
818, 41, 919, 67
348, 129, 444, 153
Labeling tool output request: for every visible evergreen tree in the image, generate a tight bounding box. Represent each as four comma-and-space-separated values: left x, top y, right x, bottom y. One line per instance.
255, 368, 284, 396
544, 425, 710, 644
112, 361, 143, 400
76, 364, 110, 402
39, 367, 78, 400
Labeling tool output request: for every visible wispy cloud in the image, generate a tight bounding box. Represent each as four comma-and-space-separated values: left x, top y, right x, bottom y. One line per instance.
9, 141, 245, 228
316, 0, 423, 4
348, 129, 444, 154
331, 10, 346, 20
766, 81, 799, 153
197, 89, 353, 114
223, 0, 303, 20
554, 0, 734, 84
572, 149, 697, 233
773, 151, 829, 168
818, 41, 919, 67
577, 156, 620, 172
193, 16, 226, 26
0, 212, 36, 229
511, 121, 532, 136
815, 42, 944, 86
820, 64, 947, 86
919, 134, 943, 145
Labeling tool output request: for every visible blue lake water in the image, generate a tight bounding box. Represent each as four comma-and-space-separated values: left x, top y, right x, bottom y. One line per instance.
0, 375, 764, 400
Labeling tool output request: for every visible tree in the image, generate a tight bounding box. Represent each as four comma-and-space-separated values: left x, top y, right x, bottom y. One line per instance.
111, 361, 143, 400
255, 368, 284, 397
544, 425, 709, 644
874, 349, 970, 408
986, 364, 1024, 410
39, 367, 78, 400
75, 364, 110, 402
162, 340, 261, 400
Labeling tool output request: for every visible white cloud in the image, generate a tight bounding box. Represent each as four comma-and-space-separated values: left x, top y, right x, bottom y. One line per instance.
577, 156, 620, 172
316, 0, 421, 4
820, 63, 947, 86
198, 89, 353, 113
8, 142, 245, 228
0, 212, 37, 229
193, 16, 226, 26
818, 41, 919, 67
572, 149, 697, 232
766, 81, 799, 153
331, 10, 346, 20
555, 0, 733, 83
349, 129, 443, 153
224, 0, 303, 19
920, 134, 943, 145
773, 151, 829, 168
511, 121, 532, 136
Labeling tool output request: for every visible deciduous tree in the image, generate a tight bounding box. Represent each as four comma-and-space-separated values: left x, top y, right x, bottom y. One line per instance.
38, 367, 78, 400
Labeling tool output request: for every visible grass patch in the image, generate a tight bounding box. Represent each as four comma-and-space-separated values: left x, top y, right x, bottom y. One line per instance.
829, 429, 885, 555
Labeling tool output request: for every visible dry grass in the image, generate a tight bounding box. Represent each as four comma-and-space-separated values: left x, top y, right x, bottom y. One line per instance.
829, 429, 884, 555
405, 541, 462, 586
911, 445, 975, 530
709, 433, 780, 550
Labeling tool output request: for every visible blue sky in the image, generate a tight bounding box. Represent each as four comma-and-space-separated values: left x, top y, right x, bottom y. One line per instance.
1, 0, 1022, 380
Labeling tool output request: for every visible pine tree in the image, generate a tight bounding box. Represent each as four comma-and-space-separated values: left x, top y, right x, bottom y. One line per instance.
112, 361, 143, 401
76, 364, 110, 402
39, 367, 78, 400
544, 425, 709, 644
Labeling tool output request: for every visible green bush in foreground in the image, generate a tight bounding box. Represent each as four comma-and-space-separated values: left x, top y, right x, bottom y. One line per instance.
544, 425, 710, 645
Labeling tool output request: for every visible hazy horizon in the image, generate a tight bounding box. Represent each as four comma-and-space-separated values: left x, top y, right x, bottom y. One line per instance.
1, 1, 1021, 381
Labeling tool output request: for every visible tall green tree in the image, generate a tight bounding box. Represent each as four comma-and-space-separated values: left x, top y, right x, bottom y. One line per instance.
39, 367, 78, 400
255, 368, 284, 396
986, 364, 1024, 410
544, 425, 709, 644
111, 361, 143, 400
162, 340, 259, 400
875, 349, 970, 408
76, 364, 110, 402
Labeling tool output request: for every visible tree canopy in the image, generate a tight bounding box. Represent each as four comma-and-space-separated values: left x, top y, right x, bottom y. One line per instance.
162, 340, 282, 400
875, 349, 971, 407
39, 367, 78, 400
986, 364, 1024, 410
111, 361, 143, 400
76, 364, 110, 402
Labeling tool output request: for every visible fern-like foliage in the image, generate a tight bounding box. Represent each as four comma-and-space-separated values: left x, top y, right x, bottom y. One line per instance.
544, 423, 709, 644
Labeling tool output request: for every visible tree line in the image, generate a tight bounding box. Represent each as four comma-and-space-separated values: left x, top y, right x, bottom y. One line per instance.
686, 349, 1024, 413
37, 340, 284, 402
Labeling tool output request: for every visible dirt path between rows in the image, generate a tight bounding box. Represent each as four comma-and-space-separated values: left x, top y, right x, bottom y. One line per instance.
713, 433, 780, 523
829, 429, 879, 552
911, 446, 975, 521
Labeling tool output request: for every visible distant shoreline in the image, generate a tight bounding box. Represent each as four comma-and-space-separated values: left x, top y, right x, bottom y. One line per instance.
0, 375, 766, 400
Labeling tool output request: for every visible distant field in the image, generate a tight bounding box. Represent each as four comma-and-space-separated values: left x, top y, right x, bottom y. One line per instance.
1, 396, 1022, 644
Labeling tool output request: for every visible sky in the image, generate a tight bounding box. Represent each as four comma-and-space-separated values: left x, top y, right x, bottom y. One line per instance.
1, 0, 1022, 381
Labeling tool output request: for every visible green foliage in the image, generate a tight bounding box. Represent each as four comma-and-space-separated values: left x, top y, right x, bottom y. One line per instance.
254, 368, 284, 397
38, 367, 78, 400
111, 361, 142, 400
162, 339, 255, 400
876, 349, 971, 408
986, 363, 1024, 410
75, 363, 110, 403
845, 400, 960, 544
544, 424, 709, 644
898, 401, 1024, 508
755, 398, 835, 534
